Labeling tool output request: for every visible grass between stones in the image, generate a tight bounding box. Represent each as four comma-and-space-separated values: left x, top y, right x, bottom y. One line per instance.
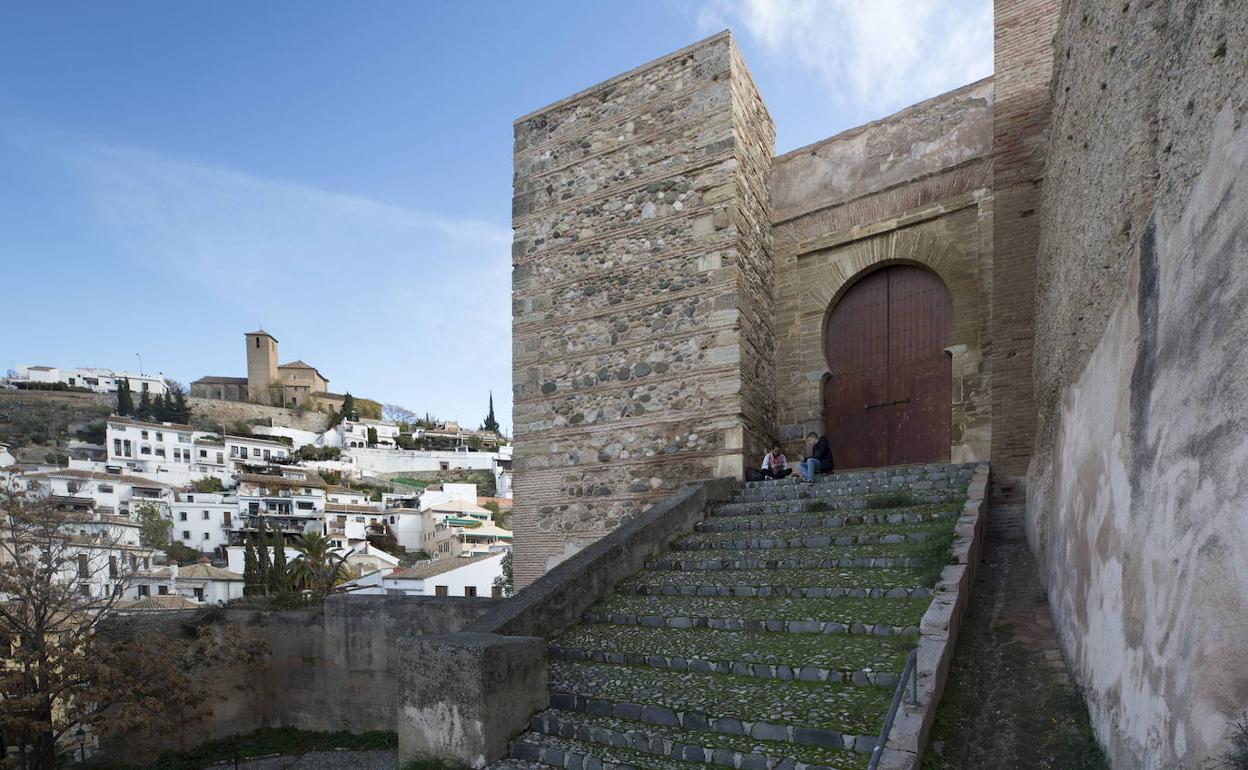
516, 733, 723, 770
591, 594, 932, 628
621, 566, 931, 590
549, 660, 894, 736
701, 502, 963, 529
536, 709, 871, 769
553, 624, 915, 674
677, 518, 954, 547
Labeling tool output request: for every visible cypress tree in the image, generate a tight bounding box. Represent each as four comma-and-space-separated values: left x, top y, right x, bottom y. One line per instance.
117, 379, 134, 416
255, 522, 272, 595
270, 529, 288, 595
243, 538, 259, 597
173, 389, 190, 422
483, 392, 500, 433
136, 389, 152, 420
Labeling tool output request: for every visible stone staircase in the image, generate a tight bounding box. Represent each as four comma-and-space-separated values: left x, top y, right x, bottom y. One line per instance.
492, 464, 977, 770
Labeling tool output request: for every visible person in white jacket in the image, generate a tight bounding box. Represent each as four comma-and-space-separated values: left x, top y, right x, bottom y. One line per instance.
760, 445, 792, 480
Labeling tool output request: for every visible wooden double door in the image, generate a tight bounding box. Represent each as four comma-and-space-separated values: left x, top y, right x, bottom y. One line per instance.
822, 265, 953, 470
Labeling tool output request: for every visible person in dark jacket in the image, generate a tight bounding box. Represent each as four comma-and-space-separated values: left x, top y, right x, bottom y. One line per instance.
797, 431, 833, 483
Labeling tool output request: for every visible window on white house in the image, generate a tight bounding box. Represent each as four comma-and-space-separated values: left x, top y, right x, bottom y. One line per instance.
79, 584, 90, 597
202, 511, 210, 520
155, 432, 163, 441
141, 431, 149, 440
179, 512, 187, 521
158, 585, 168, 595
155, 448, 166, 458
138, 585, 149, 598
194, 588, 204, 601
202, 533, 210, 540
182, 531, 190, 540
199, 450, 207, 459
141, 446, 151, 455
98, 484, 113, 493
465, 586, 478, 597
217, 452, 224, 463
435, 585, 448, 597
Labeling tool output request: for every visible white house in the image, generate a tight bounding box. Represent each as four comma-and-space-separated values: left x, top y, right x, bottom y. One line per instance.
129, 558, 244, 604
169, 491, 238, 554
22, 468, 172, 518
325, 485, 372, 506
0, 443, 15, 468
225, 435, 292, 468
17, 365, 168, 396
343, 552, 505, 598
338, 418, 401, 449
105, 418, 199, 486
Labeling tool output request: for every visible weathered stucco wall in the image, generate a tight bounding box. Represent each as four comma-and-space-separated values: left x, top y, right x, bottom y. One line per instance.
769, 80, 994, 463
510, 31, 775, 587
1028, 1, 1248, 765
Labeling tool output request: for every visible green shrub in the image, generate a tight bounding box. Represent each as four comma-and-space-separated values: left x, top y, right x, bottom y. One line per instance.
805, 500, 830, 513
83, 728, 396, 769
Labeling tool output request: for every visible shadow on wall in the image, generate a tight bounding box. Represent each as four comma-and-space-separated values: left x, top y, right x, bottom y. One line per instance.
1027, 102, 1248, 768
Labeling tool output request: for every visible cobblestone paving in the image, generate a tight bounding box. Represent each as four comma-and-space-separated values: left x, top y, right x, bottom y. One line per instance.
491, 464, 979, 770
922, 519, 1108, 770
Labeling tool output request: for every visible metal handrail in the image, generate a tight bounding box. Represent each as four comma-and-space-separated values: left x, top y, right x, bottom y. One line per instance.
867, 648, 919, 770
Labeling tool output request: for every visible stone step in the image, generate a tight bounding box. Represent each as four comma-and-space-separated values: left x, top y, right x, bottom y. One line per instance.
547, 660, 887, 752
488, 760, 561, 770
549, 625, 911, 686
646, 540, 945, 572
615, 581, 931, 600
712, 492, 964, 518
582, 594, 928, 636
526, 709, 872, 769
695, 507, 958, 532
739, 463, 973, 491
511, 732, 722, 770
672, 522, 943, 552
619, 566, 930, 595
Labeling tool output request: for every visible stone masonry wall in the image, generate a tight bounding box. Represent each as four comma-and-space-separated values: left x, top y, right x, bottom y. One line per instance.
1027, 1, 1248, 766
101, 596, 497, 763
768, 80, 995, 465
988, 0, 1060, 511
510, 31, 774, 587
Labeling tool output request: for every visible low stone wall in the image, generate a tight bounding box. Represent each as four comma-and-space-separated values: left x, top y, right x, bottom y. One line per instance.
878, 463, 990, 770
102, 595, 499, 764
395, 477, 737, 767
188, 397, 330, 433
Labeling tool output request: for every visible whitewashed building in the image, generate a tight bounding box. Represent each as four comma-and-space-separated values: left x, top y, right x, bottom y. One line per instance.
129, 559, 244, 604
170, 492, 238, 554
343, 552, 505, 598
0, 443, 15, 468
105, 418, 199, 486
16, 365, 169, 396
225, 435, 292, 468
22, 468, 172, 518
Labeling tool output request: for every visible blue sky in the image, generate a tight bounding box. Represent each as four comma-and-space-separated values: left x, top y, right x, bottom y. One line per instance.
0, 1, 991, 433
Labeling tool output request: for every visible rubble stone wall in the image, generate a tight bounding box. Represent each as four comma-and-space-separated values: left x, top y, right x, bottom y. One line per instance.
510, 31, 774, 587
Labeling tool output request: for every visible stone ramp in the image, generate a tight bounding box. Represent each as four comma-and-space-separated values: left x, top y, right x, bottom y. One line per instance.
488, 464, 977, 770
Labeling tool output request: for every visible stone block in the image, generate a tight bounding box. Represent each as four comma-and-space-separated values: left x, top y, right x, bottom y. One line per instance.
396, 634, 547, 768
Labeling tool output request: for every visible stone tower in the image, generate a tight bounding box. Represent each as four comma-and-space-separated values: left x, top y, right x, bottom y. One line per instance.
510, 31, 776, 587
245, 330, 279, 402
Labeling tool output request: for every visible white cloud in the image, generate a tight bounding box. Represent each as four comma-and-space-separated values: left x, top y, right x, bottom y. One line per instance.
58, 139, 514, 430
698, 0, 993, 119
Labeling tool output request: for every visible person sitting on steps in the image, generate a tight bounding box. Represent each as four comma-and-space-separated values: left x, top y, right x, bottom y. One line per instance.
797, 431, 834, 484
760, 445, 792, 480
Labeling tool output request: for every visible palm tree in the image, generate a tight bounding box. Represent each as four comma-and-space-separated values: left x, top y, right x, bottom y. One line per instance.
287, 532, 351, 595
